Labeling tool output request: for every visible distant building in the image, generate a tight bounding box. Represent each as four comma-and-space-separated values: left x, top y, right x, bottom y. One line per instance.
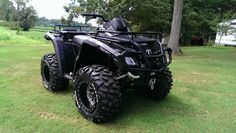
215, 19, 236, 46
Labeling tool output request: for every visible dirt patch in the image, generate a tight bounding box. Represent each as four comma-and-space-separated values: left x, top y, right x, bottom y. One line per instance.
30, 109, 83, 124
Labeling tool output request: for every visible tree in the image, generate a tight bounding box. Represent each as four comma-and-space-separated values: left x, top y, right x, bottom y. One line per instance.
168, 0, 183, 55
62, 0, 80, 24
11, 0, 37, 32
181, 0, 236, 45
66, 0, 172, 33
19, 6, 37, 31
37, 17, 60, 27
13, 0, 29, 33
0, 0, 15, 21
65, 0, 236, 47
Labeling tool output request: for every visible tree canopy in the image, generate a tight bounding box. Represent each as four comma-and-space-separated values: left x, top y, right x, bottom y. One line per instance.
182, 0, 236, 44
0, 0, 15, 21
65, 0, 236, 45
0, 0, 37, 31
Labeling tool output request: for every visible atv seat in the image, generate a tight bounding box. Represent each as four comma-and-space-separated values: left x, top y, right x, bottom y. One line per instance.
73, 35, 91, 45
61, 31, 88, 35
61, 31, 88, 42
63, 28, 78, 31
62, 28, 88, 35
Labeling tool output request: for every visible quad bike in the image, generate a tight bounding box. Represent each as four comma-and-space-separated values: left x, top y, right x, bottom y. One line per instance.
41, 14, 173, 123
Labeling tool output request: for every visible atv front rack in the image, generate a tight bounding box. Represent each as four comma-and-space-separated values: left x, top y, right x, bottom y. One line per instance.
95, 30, 172, 71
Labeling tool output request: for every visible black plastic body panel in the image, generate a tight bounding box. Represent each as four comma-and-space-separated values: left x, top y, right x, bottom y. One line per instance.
44, 28, 172, 82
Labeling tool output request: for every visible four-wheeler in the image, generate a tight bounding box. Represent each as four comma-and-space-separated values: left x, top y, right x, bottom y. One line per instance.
41, 14, 173, 123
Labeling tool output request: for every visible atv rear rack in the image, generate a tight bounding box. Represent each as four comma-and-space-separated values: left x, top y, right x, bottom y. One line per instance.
96, 30, 162, 40
53, 24, 90, 32
45, 24, 95, 41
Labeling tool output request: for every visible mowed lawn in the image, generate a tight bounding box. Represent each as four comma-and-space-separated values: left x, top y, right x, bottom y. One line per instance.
0, 26, 236, 133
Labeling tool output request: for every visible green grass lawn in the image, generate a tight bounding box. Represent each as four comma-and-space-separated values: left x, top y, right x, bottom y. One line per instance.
0, 26, 236, 133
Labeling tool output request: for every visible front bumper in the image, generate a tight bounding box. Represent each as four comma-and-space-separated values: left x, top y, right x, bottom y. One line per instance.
116, 68, 166, 87
113, 46, 172, 87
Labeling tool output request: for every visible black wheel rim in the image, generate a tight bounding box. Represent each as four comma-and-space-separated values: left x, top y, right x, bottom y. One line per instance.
43, 64, 50, 84
76, 81, 98, 113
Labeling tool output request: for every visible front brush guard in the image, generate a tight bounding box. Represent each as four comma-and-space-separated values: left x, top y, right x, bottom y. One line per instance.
166, 47, 172, 66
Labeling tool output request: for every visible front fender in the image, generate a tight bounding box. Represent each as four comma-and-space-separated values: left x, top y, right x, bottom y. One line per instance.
83, 37, 118, 55
83, 38, 124, 70
72, 37, 124, 74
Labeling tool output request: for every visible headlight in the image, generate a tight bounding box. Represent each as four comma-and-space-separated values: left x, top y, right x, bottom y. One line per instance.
125, 57, 136, 66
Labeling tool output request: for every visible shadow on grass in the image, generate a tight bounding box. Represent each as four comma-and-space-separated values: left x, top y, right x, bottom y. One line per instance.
54, 82, 74, 95
54, 84, 190, 125
109, 90, 191, 125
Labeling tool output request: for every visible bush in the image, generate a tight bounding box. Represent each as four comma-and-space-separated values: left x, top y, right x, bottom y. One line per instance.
0, 20, 17, 30
20, 20, 31, 31
8, 22, 17, 30
0, 32, 10, 41
0, 20, 9, 27
206, 41, 215, 46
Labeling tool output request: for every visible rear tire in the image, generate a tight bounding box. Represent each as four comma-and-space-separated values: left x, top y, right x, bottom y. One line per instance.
73, 65, 121, 123
40, 53, 69, 92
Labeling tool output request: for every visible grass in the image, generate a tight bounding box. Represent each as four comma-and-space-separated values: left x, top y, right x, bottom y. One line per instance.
0, 26, 236, 133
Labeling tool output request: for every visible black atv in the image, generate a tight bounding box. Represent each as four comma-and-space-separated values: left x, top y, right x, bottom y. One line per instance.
41, 14, 173, 123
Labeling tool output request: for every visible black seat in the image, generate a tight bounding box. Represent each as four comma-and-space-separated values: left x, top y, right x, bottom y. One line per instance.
73, 35, 90, 45
63, 28, 77, 31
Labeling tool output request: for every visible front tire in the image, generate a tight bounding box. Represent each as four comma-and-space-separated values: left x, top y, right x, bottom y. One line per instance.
148, 68, 173, 99
135, 68, 173, 100
40, 53, 69, 92
73, 65, 121, 123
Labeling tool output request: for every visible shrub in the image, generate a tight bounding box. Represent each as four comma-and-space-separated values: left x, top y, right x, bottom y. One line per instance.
8, 22, 17, 30
0, 20, 9, 27
0, 32, 10, 41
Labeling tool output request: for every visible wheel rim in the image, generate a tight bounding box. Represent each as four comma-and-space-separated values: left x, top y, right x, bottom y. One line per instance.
43, 64, 50, 84
76, 81, 98, 113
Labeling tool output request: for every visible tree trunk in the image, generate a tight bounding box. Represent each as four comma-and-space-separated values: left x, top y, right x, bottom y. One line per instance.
16, 2, 20, 34
168, 0, 183, 55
